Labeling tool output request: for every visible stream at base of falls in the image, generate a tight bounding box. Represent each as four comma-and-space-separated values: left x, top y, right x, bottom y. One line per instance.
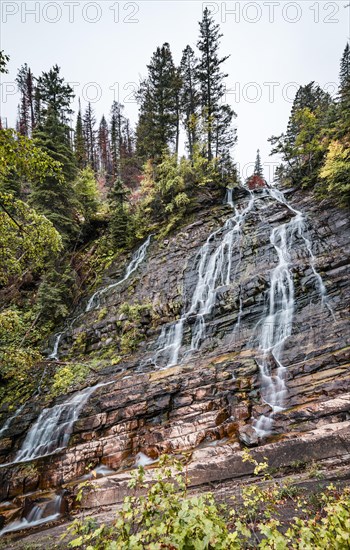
0, 495, 63, 537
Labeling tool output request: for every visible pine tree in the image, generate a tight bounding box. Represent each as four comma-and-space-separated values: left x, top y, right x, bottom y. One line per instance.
120, 118, 139, 189
31, 66, 78, 239
36, 64, 74, 122
83, 103, 97, 171
16, 64, 36, 136
109, 177, 129, 248
136, 43, 179, 163
74, 100, 86, 169
286, 82, 331, 147
180, 45, 200, 159
213, 104, 237, 181
254, 149, 263, 177
339, 42, 350, 94
270, 82, 333, 187
98, 115, 111, 178
0, 50, 9, 74
196, 8, 230, 161
110, 101, 123, 180
337, 42, 350, 138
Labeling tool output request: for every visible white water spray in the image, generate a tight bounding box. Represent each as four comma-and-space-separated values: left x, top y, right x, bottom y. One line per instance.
48, 333, 63, 361
14, 381, 113, 463
0, 495, 62, 536
253, 188, 330, 436
0, 403, 26, 438
86, 235, 152, 312
153, 192, 255, 367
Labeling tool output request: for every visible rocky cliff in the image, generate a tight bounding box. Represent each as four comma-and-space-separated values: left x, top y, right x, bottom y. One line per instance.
0, 185, 349, 543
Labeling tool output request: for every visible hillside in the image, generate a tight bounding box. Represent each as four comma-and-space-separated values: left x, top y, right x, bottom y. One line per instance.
0, 183, 349, 545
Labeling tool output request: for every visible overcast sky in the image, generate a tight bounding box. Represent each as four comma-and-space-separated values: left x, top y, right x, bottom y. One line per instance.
1, 1, 349, 182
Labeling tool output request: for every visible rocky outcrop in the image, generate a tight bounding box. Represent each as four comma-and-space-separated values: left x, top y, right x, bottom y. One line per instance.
0, 186, 349, 538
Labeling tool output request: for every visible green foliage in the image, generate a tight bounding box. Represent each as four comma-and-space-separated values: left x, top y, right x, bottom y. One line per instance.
118, 301, 152, 354
66, 455, 234, 549
65, 453, 350, 549
271, 52, 350, 208
0, 128, 64, 195
319, 140, 350, 205
70, 331, 88, 356
51, 362, 90, 397
36, 265, 78, 325
109, 178, 130, 249
132, 147, 221, 238
269, 83, 332, 189
0, 192, 62, 287
0, 308, 43, 401
74, 167, 100, 222
136, 43, 180, 163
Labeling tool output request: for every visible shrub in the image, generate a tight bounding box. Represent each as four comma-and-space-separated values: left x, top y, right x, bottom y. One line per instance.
65, 453, 350, 549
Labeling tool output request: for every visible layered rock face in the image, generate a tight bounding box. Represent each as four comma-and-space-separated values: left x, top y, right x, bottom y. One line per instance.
0, 186, 349, 536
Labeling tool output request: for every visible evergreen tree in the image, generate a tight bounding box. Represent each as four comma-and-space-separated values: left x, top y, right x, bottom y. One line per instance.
36, 64, 74, 122
339, 42, 350, 94
110, 101, 123, 180
180, 45, 200, 160
120, 118, 139, 189
83, 103, 97, 171
213, 104, 237, 181
74, 100, 86, 169
16, 65, 36, 136
254, 149, 263, 177
337, 42, 350, 138
73, 167, 100, 222
98, 115, 110, 176
34, 86, 42, 128
285, 82, 331, 147
31, 66, 78, 239
270, 82, 333, 187
136, 43, 179, 162
32, 107, 77, 237
0, 50, 9, 74
109, 178, 129, 248
196, 8, 230, 161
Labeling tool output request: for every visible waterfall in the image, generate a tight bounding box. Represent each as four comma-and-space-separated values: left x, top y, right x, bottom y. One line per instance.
253, 188, 330, 436
226, 188, 234, 207
0, 495, 62, 536
14, 381, 113, 463
0, 403, 26, 438
48, 333, 63, 361
86, 235, 152, 312
153, 192, 255, 368
45, 235, 152, 361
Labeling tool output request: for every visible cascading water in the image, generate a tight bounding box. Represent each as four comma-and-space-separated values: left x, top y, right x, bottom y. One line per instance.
45, 235, 152, 361
86, 235, 152, 312
253, 188, 330, 436
48, 332, 62, 361
0, 495, 63, 536
153, 192, 255, 368
14, 381, 113, 463
0, 402, 26, 438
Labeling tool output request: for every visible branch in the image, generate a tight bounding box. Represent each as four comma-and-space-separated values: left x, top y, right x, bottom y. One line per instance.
0, 199, 27, 233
